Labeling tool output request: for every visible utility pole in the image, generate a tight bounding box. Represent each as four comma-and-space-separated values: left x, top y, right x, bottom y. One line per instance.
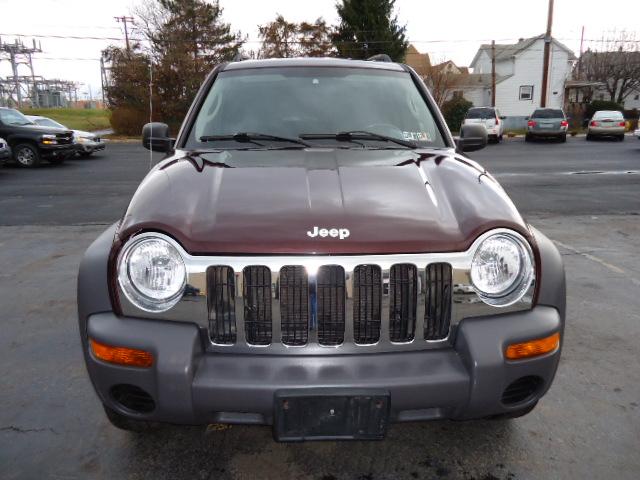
540, 0, 554, 107
114, 16, 135, 53
491, 40, 496, 107
577, 26, 585, 77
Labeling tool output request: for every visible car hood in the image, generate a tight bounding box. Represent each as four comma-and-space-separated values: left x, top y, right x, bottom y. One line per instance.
14, 124, 74, 136
118, 148, 530, 255
73, 129, 95, 138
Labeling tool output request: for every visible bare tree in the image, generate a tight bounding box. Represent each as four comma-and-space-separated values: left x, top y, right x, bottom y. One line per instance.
258, 15, 334, 58
578, 32, 640, 104
422, 58, 463, 107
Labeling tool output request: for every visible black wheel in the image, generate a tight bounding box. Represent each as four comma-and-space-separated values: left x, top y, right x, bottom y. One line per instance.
489, 401, 538, 420
524, 134, 532, 142
103, 405, 158, 433
498, 134, 503, 142
619, 134, 625, 142
560, 134, 567, 143
13, 143, 40, 168
79, 151, 93, 158
586, 133, 593, 141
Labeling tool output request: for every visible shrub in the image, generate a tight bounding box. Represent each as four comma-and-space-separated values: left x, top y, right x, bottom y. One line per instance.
441, 96, 473, 132
110, 107, 149, 137
585, 100, 623, 119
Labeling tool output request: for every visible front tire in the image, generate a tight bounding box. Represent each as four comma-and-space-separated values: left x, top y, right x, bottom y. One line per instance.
13, 143, 40, 168
103, 405, 157, 433
79, 151, 93, 158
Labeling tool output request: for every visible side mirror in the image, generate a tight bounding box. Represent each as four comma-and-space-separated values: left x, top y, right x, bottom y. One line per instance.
499, 116, 506, 120
142, 122, 174, 152
455, 124, 488, 153
525, 116, 530, 120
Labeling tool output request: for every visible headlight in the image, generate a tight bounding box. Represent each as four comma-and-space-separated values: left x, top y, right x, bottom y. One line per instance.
76, 136, 88, 144
41, 134, 57, 145
470, 232, 534, 306
117, 235, 187, 312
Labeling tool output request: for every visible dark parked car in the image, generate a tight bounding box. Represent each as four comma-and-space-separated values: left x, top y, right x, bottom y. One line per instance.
78, 57, 565, 441
0, 107, 75, 167
525, 108, 568, 142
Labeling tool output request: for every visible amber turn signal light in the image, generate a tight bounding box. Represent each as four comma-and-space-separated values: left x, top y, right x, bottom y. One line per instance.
505, 332, 560, 360
90, 338, 153, 368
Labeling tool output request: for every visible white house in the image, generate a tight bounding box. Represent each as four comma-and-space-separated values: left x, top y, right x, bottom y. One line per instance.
468, 35, 576, 121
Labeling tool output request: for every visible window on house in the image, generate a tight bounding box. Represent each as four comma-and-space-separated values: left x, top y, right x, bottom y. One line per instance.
519, 85, 533, 101
634, 94, 639, 100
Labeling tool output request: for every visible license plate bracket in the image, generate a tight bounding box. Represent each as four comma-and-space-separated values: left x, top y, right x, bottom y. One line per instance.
274, 389, 390, 441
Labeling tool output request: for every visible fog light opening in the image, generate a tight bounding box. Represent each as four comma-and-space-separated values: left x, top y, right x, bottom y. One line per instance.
501, 376, 543, 406
110, 384, 155, 414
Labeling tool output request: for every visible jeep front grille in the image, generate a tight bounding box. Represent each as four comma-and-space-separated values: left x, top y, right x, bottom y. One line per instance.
118, 231, 536, 355
205, 261, 453, 350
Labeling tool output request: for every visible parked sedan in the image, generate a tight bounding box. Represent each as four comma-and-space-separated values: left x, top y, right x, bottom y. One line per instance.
26, 115, 106, 157
0, 137, 10, 166
525, 108, 568, 142
586, 111, 626, 141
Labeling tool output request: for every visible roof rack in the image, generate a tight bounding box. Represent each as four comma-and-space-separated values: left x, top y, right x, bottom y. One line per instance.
367, 54, 393, 63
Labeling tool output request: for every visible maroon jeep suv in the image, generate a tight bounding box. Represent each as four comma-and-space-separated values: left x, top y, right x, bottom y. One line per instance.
78, 57, 565, 441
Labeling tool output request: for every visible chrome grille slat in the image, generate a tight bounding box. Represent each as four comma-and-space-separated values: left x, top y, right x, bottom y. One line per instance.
279, 266, 309, 346
425, 263, 452, 340
389, 264, 417, 342
317, 265, 346, 346
353, 265, 382, 344
243, 266, 272, 345
207, 266, 236, 344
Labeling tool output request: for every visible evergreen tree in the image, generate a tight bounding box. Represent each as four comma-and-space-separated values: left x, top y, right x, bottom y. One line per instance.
333, 0, 408, 62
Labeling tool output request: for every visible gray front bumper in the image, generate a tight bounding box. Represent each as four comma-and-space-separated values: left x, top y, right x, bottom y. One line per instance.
85, 306, 562, 425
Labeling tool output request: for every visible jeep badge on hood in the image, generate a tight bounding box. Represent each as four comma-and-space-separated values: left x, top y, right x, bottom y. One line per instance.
307, 226, 350, 239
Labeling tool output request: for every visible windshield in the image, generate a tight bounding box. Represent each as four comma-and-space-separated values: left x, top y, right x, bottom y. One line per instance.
34, 118, 66, 129
531, 109, 564, 119
187, 67, 446, 149
0, 109, 34, 126
466, 108, 496, 119
593, 111, 622, 119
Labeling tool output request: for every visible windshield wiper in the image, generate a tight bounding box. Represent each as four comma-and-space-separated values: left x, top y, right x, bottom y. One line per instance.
200, 132, 311, 148
300, 131, 418, 149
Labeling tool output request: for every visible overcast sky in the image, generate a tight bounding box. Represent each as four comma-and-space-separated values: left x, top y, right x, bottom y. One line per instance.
1, 0, 638, 99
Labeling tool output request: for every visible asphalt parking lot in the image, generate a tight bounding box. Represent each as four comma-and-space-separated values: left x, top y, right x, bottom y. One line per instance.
1, 137, 639, 479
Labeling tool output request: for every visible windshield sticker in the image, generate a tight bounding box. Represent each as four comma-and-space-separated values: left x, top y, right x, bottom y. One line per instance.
402, 131, 431, 142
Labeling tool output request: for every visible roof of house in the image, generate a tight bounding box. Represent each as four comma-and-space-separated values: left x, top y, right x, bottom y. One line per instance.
404, 44, 431, 76
470, 34, 577, 67
430, 60, 469, 75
